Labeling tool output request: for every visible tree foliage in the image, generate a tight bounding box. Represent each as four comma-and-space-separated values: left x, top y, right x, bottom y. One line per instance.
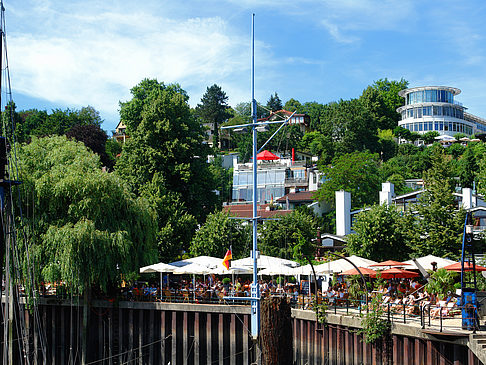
259, 210, 317, 262
346, 204, 413, 262
266, 92, 283, 113
65, 124, 112, 168
189, 211, 249, 259
15, 106, 102, 143
412, 146, 465, 258
115, 79, 219, 261
316, 151, 381, 208
196, 84, 231, 148
17, 136, 157, 294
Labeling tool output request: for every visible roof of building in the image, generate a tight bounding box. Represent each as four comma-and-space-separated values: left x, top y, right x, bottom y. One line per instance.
223, 204, 293, 218
276, 191, 316, 203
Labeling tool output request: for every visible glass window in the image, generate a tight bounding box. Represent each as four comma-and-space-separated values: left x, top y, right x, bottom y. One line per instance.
418, 123, 423, 131
439, 122, 444, 130
416, 108, 422, 118
414, 123, 418, 132
435, 122, 439, 130
429, 122, 433, 130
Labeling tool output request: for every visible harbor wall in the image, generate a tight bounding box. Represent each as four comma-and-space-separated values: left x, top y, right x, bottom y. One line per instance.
6, 298, 482, 364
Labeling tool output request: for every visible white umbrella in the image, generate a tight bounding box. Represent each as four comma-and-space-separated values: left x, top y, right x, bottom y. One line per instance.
139, 262, 177, 273
403, 255, 456, 271
313, 255, 377, 274
211, 266, 252, 275
259, 264, 299, 276
139, 262, 177, 301
172, 263, 212, 275
169, 256, 221, 269
232, 255, 300, 270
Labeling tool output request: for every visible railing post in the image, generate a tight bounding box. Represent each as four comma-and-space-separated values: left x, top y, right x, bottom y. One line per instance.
403, 302, 406, 324
334, 300, 337, 314
346, 299, 349, 315
440, 306, 443, 332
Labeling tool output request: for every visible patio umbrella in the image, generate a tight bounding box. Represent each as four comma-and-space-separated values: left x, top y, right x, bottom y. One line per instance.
210, 266, 253, 275
139, 262, 177, 273
232, 255, 300, 270
378, 268, 419, 279
256, 150, 279, 161
443, 262, 486, 272
403, 255, 456, 271
313, 255, 377, 274
338, 267, 377, 276
369, 260, 411, 268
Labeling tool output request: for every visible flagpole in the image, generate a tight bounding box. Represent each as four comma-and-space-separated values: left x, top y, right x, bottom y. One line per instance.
250, 13, 260, 340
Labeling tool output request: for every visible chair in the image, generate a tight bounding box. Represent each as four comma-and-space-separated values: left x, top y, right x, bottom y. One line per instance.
162, 289, 172, 302
182, 291, 190, 302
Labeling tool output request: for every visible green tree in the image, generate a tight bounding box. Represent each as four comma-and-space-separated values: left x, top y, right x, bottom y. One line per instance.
360, 78, 408, 130
116, 79, 219, 260
422, 131, 440, 145
346, 204, 413, 262
412, 146, 466, 258
65, 124, 112, 168
189, 211, 249, 259
17, 136, 157, 295
266, 92, 283, 113
318, 99, 380, 159
116, 78, 218, 221
196, 84, 232, 148
259, 210, 317, 261
316, 151, 381, 208
283, 98, 303, 113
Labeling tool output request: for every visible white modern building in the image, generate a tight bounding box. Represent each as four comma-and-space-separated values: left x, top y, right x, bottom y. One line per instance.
396, 86, 486, 138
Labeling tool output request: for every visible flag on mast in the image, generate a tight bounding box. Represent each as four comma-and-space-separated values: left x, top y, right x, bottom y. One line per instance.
222, 248, 232, 270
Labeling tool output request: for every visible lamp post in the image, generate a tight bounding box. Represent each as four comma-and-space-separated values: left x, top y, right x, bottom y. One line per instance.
221, 14, 295, 340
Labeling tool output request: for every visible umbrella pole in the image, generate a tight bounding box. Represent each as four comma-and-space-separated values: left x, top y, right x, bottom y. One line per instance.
160, 272, 163, 301
193, 274, 196, 301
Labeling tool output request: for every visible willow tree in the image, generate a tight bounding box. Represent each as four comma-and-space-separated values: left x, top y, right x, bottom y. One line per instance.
17, 135, 157, 295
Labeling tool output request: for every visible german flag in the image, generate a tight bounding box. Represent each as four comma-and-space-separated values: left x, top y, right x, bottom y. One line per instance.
222, 248, 232, 270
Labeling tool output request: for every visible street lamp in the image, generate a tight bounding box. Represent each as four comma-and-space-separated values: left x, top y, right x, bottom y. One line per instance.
221, 14, 295, 339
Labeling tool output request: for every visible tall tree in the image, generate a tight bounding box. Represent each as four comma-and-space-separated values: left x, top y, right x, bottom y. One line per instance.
360, 78, 408, 130
259, 210, 317, 261
196, 84, 231, 148
65, 124, 112, 168
346, 204, 413, 262
283, 98, 303, 113
316, 151, 381, 208
412, 146, 465, 258
266, 92, 283, 113
116, 79, 219, 260
17, 136, 157, 295
189, 211, 249, 259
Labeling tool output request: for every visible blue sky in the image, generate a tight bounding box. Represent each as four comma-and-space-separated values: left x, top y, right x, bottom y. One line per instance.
5, 0, 486, 132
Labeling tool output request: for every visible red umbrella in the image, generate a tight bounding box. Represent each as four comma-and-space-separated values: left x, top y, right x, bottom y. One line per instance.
378, 268, 419, 279
339, 267, 377, 276
443, 262, 486, 272
369, 260, 410, 268
256, 150, 280, 161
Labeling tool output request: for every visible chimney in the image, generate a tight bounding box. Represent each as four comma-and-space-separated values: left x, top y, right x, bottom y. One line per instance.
379, 182, 395, 206
462, 188, 473, 209
336, 191, 351, 236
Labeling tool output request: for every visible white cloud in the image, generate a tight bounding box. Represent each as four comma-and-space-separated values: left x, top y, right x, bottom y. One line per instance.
7, 2, 256, 128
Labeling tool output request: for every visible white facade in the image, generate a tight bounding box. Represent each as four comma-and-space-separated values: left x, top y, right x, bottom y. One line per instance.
396, 86, 486, 138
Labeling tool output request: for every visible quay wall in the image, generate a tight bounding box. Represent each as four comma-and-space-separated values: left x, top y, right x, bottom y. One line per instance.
8, 298, 482, 364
